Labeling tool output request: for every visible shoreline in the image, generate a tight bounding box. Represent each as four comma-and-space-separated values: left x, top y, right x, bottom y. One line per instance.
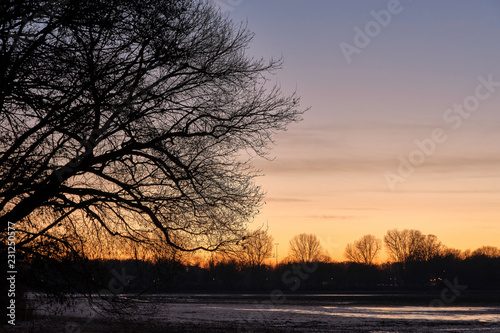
5, 293, 500, 332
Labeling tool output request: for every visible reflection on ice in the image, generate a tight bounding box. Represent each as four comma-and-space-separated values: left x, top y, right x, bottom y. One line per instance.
231, 306, 500, 323
32, 293, 500, 327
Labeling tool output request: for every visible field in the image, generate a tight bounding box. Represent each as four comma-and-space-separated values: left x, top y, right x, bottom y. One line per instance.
6, 293, 500, 332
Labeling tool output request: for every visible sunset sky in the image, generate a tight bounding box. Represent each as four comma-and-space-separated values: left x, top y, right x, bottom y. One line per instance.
222, 0, 500, 261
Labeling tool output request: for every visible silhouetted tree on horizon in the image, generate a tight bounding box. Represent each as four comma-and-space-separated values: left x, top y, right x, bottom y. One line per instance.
238, 229, 274, 267
344, 234, 382, 265
417, 234, 444, 261
384, 229, 425, 264
471, 246, 500, 258
288, 233, 324, 263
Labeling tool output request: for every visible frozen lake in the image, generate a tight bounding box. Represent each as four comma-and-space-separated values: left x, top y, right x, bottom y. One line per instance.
21, 293, 500, 332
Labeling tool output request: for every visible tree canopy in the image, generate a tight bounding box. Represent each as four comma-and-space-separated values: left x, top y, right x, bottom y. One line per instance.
344, 234, 381, 265
288, 233, 324, 263
384, 229, 443, 264
0, 0, 303, 259
238, 229, 274, 267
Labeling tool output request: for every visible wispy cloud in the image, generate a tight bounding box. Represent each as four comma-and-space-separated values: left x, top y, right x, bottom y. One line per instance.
305, 215, 361, 220
264, 197, 311, 203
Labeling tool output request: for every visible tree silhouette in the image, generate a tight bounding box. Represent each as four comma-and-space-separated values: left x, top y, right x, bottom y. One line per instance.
441, 247, 463, 260
0, 0, 303, 258
384, 229, 423, 264
288, 233, 323, 263
471, 246, 500, 258
384, 229, 445, 264
344, 234, 381, 265
239, 229, 274, 267
418, 234, 443, 261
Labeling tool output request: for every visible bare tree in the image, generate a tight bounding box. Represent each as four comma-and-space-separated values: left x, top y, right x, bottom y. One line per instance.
384, 229, 424, 264
288, 233, 323, 263
0, 0, 303, 258
471, 246, 500, 258
238, 229, 274, 267
344, 234, 381, 265
384, 229, 445, 264
441, 247, 463, 260
418, 234, 443, 261
384, 229, 409, 264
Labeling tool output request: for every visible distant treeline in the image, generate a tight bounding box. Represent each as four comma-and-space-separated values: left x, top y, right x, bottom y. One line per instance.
21, 253, 500, 295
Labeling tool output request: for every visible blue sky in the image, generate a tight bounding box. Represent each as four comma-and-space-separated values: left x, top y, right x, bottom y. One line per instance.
218, 0, 500, 260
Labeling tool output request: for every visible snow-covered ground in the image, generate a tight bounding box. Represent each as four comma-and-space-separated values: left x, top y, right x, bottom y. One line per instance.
11, 294, 500, 332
